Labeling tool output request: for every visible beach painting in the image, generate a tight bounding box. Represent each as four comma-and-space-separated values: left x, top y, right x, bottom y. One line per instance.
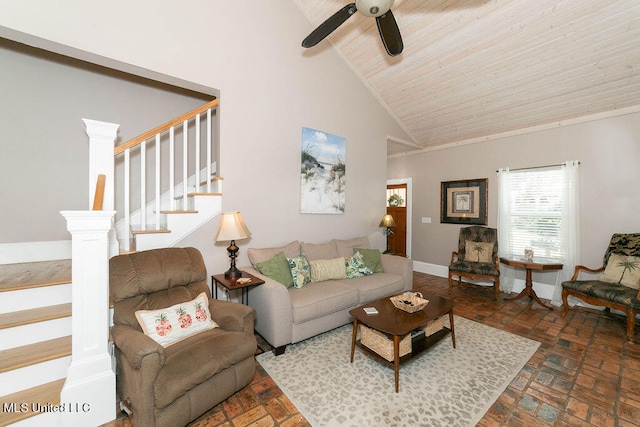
300, 127, 346, 214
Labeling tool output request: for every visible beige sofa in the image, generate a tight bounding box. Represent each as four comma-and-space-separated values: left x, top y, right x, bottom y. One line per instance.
244, 237, 413, 355
110, 247, 257, 427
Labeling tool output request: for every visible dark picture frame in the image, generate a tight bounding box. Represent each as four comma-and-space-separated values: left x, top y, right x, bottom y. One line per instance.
440, 178, 488, 225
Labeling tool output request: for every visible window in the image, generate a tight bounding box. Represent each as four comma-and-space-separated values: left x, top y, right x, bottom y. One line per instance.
386, 186, 406, 207
497, 161, 580, 303
500, 166, 565, 259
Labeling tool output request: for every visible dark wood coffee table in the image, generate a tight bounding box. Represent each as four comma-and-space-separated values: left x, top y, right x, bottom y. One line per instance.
349, 294, 456, 392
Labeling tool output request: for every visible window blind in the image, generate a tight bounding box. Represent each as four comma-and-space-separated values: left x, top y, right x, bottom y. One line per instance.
505, 166, 566, 260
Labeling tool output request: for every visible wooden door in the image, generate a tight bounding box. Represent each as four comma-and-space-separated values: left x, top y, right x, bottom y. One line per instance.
386, 184, 407, 257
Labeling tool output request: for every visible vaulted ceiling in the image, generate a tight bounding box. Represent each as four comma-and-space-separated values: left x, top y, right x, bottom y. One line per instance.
292, 0, 640, 155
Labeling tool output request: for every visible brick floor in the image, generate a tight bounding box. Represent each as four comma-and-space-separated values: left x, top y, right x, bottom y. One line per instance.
104, 271, 639, 426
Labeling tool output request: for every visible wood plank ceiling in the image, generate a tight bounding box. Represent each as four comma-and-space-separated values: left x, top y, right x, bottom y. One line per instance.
291, 0, 640, 155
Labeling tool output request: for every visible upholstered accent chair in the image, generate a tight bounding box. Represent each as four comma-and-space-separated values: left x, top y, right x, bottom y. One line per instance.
110, 247, 257, 427
448, 226, 500, 299
562, 233, 640, 343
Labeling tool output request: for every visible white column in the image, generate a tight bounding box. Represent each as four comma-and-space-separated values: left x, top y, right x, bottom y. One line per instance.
60, 210, 116, 427
84, 119, 120, 257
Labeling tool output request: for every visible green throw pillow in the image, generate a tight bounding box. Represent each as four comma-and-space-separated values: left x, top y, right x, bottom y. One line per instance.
345, 252, 373, 278
256, 251, 293, 288
354, 248, 383, 273
288, 253, 311, 288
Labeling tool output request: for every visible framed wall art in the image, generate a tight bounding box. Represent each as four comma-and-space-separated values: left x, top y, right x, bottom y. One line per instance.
300, 127, 346, 214
440, 178, 488, 225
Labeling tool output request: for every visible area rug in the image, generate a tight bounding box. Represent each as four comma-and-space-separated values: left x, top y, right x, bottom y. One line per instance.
256, 316, 540, 427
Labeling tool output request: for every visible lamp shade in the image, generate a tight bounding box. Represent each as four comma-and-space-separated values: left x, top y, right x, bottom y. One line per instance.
214, 212, 251, 242
379, 214, 396, 228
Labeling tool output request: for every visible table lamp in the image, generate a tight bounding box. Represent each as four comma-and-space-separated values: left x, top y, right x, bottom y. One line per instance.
214, 211, 252, 279
379, 214, 396, 254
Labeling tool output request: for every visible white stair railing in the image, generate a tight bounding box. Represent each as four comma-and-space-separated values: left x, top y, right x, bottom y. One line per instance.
111, 99, 220, 251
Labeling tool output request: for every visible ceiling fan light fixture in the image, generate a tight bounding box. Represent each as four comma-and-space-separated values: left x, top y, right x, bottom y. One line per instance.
355, 0, 394, 17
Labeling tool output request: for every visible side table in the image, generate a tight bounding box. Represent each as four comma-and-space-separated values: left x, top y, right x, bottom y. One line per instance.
211, 271, 265, 305
499, 257, 563, 310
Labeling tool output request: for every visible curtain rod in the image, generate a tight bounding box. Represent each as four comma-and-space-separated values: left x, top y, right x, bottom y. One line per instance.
496, 161, 580, 173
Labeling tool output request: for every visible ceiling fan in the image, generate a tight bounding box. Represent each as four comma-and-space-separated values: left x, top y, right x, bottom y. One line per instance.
301, 0, 403, 56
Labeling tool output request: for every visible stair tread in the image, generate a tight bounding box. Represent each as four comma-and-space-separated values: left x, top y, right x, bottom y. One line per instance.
0, 378, 65, 425
0, 336, 71, 373
0, 303, 72, 330
131, 228, 171, 235
160, 210, 198, 214
198, 176, 223, 186
0, 259, 71, 292
173, 192, 222, 200
188, 192, 222, 196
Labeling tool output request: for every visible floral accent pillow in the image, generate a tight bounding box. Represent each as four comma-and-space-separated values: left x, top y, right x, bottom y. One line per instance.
345, 252, 373, 279
600, 254, 640, 289
288, 253, 311, 288
355, 248, 384, 273
135, 292, 218, 347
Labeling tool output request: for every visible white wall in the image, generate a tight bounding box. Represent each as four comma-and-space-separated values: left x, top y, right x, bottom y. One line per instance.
0, 0, 411, 275
388, 112, 640, 278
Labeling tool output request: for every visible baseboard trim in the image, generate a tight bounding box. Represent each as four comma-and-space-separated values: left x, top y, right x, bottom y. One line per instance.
411, 260, 556, 301
0, 240, 72, 264
412, 260, 448, 278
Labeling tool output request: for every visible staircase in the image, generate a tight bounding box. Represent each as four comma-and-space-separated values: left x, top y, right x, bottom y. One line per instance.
0, 99, 222, 426
0, 260, 72, 426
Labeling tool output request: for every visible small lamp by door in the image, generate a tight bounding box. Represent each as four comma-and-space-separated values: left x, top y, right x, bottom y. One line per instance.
379, 214, 396, 254
214, 212, 251, 279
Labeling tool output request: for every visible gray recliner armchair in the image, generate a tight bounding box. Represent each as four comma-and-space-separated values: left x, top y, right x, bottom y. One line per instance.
110, 247, 257, 427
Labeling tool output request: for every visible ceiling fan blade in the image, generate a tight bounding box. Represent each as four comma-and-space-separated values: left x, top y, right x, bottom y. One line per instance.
376, 10, 403, 56
302, 3, 357, 48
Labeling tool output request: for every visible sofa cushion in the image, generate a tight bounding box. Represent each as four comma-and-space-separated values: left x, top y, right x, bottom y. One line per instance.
154, 328, 256, 409
256, 252, 294, 288
289, 281, 358, 324
599, 254, 640, 289
248, 240, 300, 268
301, 241, 339, 261
338, 273, 406, 303
310, 257, 348, 282
334, 236, 370, 257
288, 254, 311, 288
135, 292, 218, 347
355, 248, 384, 273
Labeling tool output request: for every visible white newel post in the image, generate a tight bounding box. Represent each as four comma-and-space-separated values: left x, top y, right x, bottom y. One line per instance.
60, 210, 116, 427
85, 118, 120, 257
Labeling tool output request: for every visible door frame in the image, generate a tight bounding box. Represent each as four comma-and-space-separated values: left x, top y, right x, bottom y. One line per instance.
386, 178, 412, 259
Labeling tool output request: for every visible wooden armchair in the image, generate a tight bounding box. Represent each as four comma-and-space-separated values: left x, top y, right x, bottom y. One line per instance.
448, 226, 500, 299
562, 233, 640, 343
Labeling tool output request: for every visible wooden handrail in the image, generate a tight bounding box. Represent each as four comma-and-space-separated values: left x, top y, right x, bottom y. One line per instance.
114, 98, 219, 156
92, 174, 106, 211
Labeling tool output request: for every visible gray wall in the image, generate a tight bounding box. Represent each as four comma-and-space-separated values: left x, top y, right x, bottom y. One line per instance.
0, 39, 211, 243
388, 112, 640, 272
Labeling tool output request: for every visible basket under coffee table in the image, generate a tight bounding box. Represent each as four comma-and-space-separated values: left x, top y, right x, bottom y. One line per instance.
349, 293, 456, 393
